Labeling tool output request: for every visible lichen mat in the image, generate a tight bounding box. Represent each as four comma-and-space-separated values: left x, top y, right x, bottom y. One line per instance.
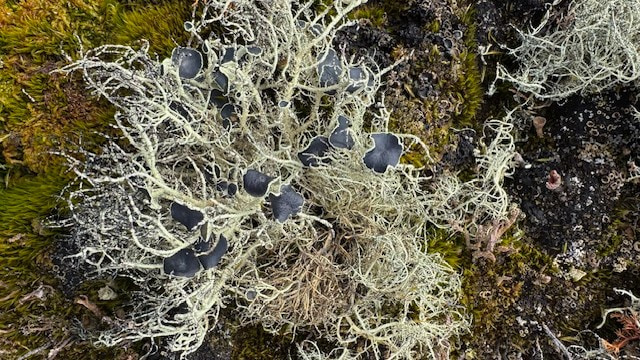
48, 0, 534, 358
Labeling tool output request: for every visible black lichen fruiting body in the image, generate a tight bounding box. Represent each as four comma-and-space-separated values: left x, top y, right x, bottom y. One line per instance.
163, 248, 201, 277
329, 115, 354, 149
172, 47, 203, 79
219, 45, 261, 66
227, 183, 238, 196
278, 100, 289, 108
269, 185, 304, 223
208, 89, 228, 108
170, 202, 204, 230
346, 67, 374, 93
169, 101, 192, 122
211, 71, 229, 93
196, 234, 229, 269
297, 19, 323, 36
221, 47, 236, 64
219, 104, 235, 122
363, 133, 403, 173
243, 169, 275, 197
208, 89, 235, 129
246, 45, 262, 56
298, 136, 330, 167
216, 181, 237, 197
317, 48, 342, 93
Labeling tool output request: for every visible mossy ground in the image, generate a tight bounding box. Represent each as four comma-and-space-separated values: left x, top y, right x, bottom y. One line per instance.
0, 0, 192, 358
0, 173, 138, 359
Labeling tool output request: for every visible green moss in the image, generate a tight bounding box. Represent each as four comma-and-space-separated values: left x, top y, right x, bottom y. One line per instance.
455, 226, 601, 357
0, 174, 133, 359
451, 6, 483, 128
598, 194, 639, 257
385, 4, 484, 165
0, 0, 190, 61
0, 1, 197, 356
0, 62, 115, 174
388, 99, 453, 166
106, 1, 192, 57
598, 220, 626, 257
0, 0, 113, 175
0, 58, 48, 129
348, 4, 386, 28
0, 0, 119, 63
461, 230, 534, 311
312, 0, 337, 19
232, 325, 295, 360
0, 174, 66, 234
453, 50, 483, 127
0, 0, 189, 176
426, 227, 464, 269
506, 239, 555, 276
347, 1, 415, 35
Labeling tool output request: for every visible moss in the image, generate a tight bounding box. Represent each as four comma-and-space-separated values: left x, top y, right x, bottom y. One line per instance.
598, 220, 626, 257
312, 0, 337, 19
0, 174, 134, 359
500, 231, 557, 274
451, 6, 483, 128
598, 193, 639, 257
0, 60, 115, 174
428, 19, 440, 33
0, 0, 190, 61
400, 147, 429, 168
0, 0, 120, 63
231, 325, 295, 360
459, 229, 552, 332
348, 4, 386, 28
456, 226, 621, 356
106, 1, 192, 57
387, 96, 452, 166
0, 0, 197, 357
426, 227, 464, 269
347, 1, 415, 35
453, 49, 483, 127
0, 174, 66, 234
384, 4, 484, 167
0, 0, 190, 174
0, 0, 115, 174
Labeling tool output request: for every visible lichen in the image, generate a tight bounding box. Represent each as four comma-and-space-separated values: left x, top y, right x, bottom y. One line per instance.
55, 1, 471, 358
